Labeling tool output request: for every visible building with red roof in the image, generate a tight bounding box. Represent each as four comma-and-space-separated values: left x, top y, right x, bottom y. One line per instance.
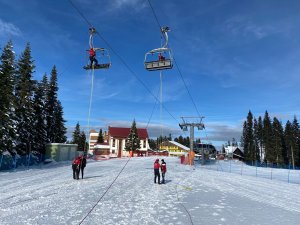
90, 126, 149, 158
108, 126, 149, 157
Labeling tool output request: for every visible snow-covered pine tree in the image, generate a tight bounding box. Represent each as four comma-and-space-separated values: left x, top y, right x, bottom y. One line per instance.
45, 66, 58, 143
97, 128, 104, 143
15, 43, 36, 156
125, 120, 140, 153
32, 74, 48, 156
46, 66, 67, 143
0, 41, 16, 155
53, 100, 67, 143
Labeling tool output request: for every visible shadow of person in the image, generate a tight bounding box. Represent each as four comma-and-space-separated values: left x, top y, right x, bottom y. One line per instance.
83, 175, 103, 180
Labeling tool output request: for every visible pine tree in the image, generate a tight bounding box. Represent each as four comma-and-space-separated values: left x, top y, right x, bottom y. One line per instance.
32, 74, 48, 156
243, 111, 255, 163
0, 41, 16, 154
14, 43, 36, 155
125, 119, 140, 153
263, 111, 273, 163
52, 100, 67, 143
79, 131, 87, 152
46, 66, 58, 143
253, 118, 260, 162
272, 117, 284, 165
46, 66, 66, 143
257, 116, 264, 161
284, 120, 296, 167
148, 139, 157, 150
97, 128, 104, 143
291, 116, 300, 167
72, 122, 81, 144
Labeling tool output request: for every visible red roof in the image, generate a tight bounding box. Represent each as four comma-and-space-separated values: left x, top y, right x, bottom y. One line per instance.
108, 127, 149, 139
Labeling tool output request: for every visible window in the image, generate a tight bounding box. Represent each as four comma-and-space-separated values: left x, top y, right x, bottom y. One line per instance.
112, 139, 115, 147
143, 140, 146, 148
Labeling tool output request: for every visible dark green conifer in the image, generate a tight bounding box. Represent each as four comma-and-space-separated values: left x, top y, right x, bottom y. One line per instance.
0, 41, 16, 154
125, 119, 140, 152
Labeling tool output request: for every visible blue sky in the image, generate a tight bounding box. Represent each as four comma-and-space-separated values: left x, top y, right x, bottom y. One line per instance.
1, 0, 300, 148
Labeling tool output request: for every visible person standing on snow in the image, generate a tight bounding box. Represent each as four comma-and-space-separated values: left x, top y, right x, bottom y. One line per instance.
160, 159, 167, 184
72, 156, 81, 180
80, 155, 87, 179
154, 159, 161, 184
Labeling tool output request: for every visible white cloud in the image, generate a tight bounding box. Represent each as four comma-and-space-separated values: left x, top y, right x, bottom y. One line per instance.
111, 0, 147, 10
0, 19, 21, 37
223, 15, 269, 40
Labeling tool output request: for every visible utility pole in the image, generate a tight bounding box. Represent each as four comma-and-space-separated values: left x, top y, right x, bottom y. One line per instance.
179, 116, 205, 165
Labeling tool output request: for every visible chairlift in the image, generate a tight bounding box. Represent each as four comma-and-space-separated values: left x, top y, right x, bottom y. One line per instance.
144, 26, 173, 71
83, 27, 111, 70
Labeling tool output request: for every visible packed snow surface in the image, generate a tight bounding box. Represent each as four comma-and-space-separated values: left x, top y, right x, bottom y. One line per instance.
1, 157, 300, 225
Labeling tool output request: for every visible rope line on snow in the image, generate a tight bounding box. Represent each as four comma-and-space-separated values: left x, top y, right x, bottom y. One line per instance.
78, 157, 131, 225
174, 169, 194, 225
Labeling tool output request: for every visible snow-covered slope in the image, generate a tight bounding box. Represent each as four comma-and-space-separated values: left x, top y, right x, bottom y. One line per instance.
1, 157, 299, 225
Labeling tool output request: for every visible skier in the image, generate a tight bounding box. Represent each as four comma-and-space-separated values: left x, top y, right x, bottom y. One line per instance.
154, 159, 161, 184
160, 159, 167, 184
80, 155, 87, 179
72, 156, 81, 180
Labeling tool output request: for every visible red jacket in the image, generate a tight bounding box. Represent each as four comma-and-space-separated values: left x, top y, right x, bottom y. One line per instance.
89, 48, 96, 57
73, 157, 81, 165
161, 163, 167, 173
154, 162, 160, 169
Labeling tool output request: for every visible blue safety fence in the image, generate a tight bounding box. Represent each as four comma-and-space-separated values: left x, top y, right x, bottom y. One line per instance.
0, 152, 43, 171
195, 159, 300, 185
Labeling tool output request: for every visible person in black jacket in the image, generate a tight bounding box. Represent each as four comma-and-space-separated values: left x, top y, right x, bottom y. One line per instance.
80, 155, 87, 179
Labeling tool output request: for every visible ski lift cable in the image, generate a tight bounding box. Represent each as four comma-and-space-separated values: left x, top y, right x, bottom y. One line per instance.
85, 68, 95, 153
68, 0, 180, 124
146, 0, 212, 145
93, 31, 179, 123
68, 0, 93, 28
78, 157, 132, 225
146, 0, 202, 119
146, 87, 160, 129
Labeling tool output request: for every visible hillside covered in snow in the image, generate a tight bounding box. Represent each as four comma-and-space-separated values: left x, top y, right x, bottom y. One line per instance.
1, 157, 300, 225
